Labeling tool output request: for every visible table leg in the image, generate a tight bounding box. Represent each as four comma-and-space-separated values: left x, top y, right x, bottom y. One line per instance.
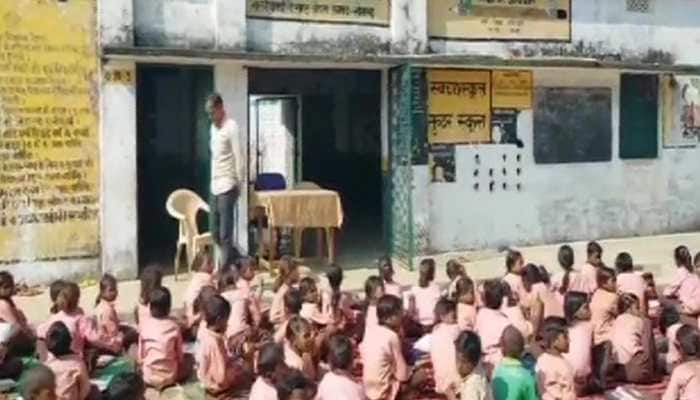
256, 217, 264, 260
316, 228, 324, 259
270, 227, 277, 263
326, 227, 335, 264
294, 228, 303, 258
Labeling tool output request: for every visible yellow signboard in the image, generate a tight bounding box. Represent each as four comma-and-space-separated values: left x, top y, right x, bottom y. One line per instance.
427, 70, 491, 144
492, 70, 533, 109
428, 0, 571, 41
247, 0, 390, 26
0, 0, 100, 264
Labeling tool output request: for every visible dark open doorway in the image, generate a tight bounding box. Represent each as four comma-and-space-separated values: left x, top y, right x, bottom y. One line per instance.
136, 65, 213, 270
249, 69, 384, 267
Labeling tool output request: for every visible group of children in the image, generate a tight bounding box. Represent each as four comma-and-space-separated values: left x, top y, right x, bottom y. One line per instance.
2, 243, 700, 400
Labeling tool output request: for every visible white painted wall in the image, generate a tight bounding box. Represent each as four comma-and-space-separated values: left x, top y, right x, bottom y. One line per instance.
99, 0, 133, 46
100, 61, 139, 279
425, 68, 700, 253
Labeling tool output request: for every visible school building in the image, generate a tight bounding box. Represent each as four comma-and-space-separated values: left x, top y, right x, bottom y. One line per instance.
2, 0, 700, 283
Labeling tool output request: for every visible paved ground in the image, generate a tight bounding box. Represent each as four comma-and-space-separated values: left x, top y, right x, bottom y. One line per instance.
15, 232, 700, 324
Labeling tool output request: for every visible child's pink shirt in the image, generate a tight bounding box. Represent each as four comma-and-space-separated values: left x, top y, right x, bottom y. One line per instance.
617, 272, 647, 309
384, 281, 402, 298
535, 352, 576, 400
136, 302, 150, 328
664, 268, 700, 315
0, 299, 29, 331
250, 377, 277, 400
37, 311, 95, 358
663, 359, 700, 400
221, 289, 250, 339
283, 340, 316, 379
529, 283, 565, 319
94, 300, 123, 353
457, 303, 477, 331
667, 323, 684, 371
317, 370, 365, 400
503, 305, 532, 339
360, 324, 410, 400
503, 272, 526, 301
563, 321, 593, 379
270, 283, 289, 325
300, 302, 331, 325
363, 304, 378, 341
46, 354, 90, 400
321, 289, 354, 323
579, 263, 599, 294
611, 313, 644, 364
138, 316, 184, 388
590, 289, 618, 344
475, 307, 511, 374
408, 283, 442, 326
274, 317, 290, 343
430, 322, 461, 394
552, 271, 589, 294
197, 326, 241, 393
184, 272, 214, 326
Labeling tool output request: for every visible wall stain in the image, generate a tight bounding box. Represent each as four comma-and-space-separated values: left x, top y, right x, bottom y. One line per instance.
514, 40, 676, 65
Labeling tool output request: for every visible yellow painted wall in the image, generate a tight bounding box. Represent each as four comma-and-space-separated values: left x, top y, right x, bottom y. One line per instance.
0, 0, 99, 264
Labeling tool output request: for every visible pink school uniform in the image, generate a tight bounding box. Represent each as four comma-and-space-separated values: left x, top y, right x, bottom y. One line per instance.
503, 272, 526, 301
408, 283, 442, 326
37, 311, 97, 358
617, 272, 647, 309
536, 352, 576, 400
360, 324, 410, 400
663, 360, 700, 400
363, 305, 378, 341
94, 300, 123, 353
184, 272, 214, 326
533, 282, 565, 319
250, 377, 277, 400
197, 327, 244, 394
384, 282, 402, 298
457, 303, 477, 331
431, 322, 461, 394
664, 268, 700, 315
475, 307, 512, 373
136, 302, 151, 327
221, 289, 251, 339
590, 289, 618, 344
46, 353, 90, 400
320, 288, 354, 323
563, 321, 593, 380
300, 303, 331, 325
317, 370, 365, 400
667, 323, 683, 372
552, 271, 590, 294
503, 305, 533, 339
138, 316, 184, 388
270, 283, 290, 326
579, 263, 599, 294
611, 313, 644, 364
283, 340, 315, 379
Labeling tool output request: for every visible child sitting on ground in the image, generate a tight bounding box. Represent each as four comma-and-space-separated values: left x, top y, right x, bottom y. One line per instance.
0, 322, 23, 380
299, 277, 330, 326
454, 276, 477, 331
445, 259, 466, 299
135, 266, 163, 327
44, 321, 92, 400
581, 241, 604, 294
274, 288, 303, 343
535, 319, 576, 400
184, 247, 216, 331
0, 271, 35, 358
430, 298, 461, 395
502, 282, 533, 341
378, 256, 401, 298
283, 316, 319, 381
407, 258, 442, 331
612, 293, 659, 384
360, 275, 385, 342
320, 265, 354, 328
552, 245, 588, 295
662, 324, 700, 400
590, 266, 618, 345
94, 274, 138, 355
270, 256, 300, 326
139, 287, 193, 390
563, 291, 606, 395
250, 342, 287, 400
219, 269, 259, 346
316, 335, 364, 400
615, 252, 648, 316
475, 279, 512, 375
503, 250, 526, 302
446, 330, 491, 400
664, 246, 700, 323
492, 326, 538, 400
21, 364, 57, 400
660, 305, 684, 374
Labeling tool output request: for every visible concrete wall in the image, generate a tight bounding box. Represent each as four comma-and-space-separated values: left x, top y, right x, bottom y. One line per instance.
422, 68, 700, 253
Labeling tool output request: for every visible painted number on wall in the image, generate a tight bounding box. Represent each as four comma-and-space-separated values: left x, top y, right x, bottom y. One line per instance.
104, 69, 134, 84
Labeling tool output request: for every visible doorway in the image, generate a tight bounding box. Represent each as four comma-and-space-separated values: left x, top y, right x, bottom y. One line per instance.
249, 69, 384, 267
136, 65, 213, 269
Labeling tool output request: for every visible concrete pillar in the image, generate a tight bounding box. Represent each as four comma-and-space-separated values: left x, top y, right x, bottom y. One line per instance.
99, 0, 134, 46
215, 0, 247, 50
100, 61, 138, 279
391, 0, 428, 54
214, 64, 249, 253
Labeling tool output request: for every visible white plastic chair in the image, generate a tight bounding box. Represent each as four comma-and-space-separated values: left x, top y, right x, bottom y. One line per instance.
166, 189, 213, 280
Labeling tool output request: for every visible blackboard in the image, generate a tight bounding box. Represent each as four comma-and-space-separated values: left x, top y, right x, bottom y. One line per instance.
534, 87, 612, 164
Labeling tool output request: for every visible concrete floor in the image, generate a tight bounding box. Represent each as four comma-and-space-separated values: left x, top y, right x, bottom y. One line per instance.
15, 231, 700, 324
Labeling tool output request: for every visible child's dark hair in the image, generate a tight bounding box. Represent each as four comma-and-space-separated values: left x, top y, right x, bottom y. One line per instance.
501, 325, 525, 359
376, 295, 402, 326
327, 335, 354, 371
46, 321, 72, 357
0, 271, 15, 306
258, 341, 285, 379
326, 264, 343, 310
285, 315, 311, 342
659, 305, 681, 335
192, 286, 218, 317
564, 291, 589, 324
21, 364, 55, 400
587, 241, 603, 259
377, 256, 392, 271
522, 263, 543, 291
506, 249, 523, 273
454, 330, 482, 365
218, 268, 239, 290
274, 255, 297, 292
105, 372, 145, 400
677, 324, 700, 359
454, 276, 475, 303
284, 288, 303, 315
95, 273, 117, 306
276, 369, 313, 400
55, 282, 80, 313
675, 245, 693, 272
446, 260, 465, 281
558, 245, 575, 295
364, 275, 384, 300
615, 252, 634, 273
483, 279, 505, 310
537, 265, 551, 286
191, 245, 214, 272
541, 317, 567, 349
203, 295, 231, 327
49, 279, 67, 314
139, 265, 163, 305
596, 265, 616, 289
298, 277, 317, 302
434, 298, 456, 322
695, 252, 700, 267
149, 287, 172, 318
418, 258, 436, 288
618, 292, 639, 314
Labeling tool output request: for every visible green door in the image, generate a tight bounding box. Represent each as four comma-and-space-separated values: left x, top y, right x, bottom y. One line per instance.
620, 74, 658, 159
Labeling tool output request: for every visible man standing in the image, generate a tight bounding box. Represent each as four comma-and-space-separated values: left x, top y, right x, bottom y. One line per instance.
206, 93, 244, 266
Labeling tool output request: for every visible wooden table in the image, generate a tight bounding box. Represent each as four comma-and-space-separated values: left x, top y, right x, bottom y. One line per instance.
250, 189, 344, 263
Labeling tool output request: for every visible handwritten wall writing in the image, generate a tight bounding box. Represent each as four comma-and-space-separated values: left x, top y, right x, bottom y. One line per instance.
427, 70, 491, 144
0, 0, 99, 264
428, 0, 571, 41
492, 70, 533, 109
247, 0, 390, 25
